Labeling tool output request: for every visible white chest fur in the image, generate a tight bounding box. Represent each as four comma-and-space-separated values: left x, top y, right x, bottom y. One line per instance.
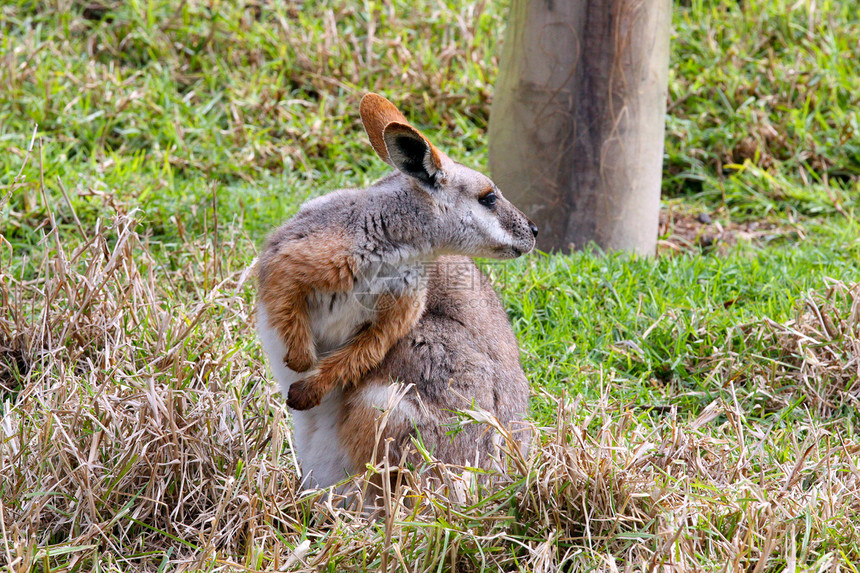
306, 290, 374, 354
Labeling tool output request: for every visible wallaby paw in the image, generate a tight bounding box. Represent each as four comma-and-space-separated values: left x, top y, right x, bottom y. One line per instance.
283, 347, 315, 373
287, 377, 325, 410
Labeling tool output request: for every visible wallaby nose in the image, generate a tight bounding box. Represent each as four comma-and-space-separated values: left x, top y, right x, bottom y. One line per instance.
529, 222, 539, 238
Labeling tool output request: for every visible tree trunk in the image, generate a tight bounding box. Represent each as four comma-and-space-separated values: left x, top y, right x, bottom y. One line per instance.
488, 0, 672, 255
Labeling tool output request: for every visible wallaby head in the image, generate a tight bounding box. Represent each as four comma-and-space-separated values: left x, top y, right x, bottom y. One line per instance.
360, 93, 538, 259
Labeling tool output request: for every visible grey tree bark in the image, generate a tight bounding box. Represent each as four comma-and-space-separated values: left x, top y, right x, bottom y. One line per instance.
488, 0, 672, 255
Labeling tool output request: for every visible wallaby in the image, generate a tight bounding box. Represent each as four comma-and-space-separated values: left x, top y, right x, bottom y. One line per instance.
257, 94, 536, 488
257, 94, 537, 412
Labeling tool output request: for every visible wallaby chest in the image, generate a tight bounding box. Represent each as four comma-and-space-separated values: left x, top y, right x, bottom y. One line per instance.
307, 258, 428, 354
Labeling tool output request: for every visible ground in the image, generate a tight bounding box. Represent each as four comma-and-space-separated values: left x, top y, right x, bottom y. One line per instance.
1, 0, 859, 570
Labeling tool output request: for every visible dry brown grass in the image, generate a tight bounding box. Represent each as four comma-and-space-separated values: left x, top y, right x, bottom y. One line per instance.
705, 279, 860, 417
2, 186, 860, 570
657, 205, 795, 255
0, 195, 301, 570
760, 280, 860, 413
3, 0, 860, 569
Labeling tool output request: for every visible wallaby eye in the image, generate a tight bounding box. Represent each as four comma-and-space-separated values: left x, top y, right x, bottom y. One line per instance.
479, 192, 497, 208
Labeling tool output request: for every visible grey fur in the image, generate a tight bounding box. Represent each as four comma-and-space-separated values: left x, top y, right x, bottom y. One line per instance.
261, 166, 536, 293
348, 255, 532, 471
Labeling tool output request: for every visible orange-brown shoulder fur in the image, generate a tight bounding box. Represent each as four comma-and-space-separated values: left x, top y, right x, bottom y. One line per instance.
258, 231, 357, 373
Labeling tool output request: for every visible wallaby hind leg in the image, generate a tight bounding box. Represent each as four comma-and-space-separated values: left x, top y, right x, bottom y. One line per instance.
287, 290, 426, 410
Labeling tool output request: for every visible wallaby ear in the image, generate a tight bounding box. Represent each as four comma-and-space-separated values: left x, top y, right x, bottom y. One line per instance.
382, 122, 443, 185
360, 93, 409, 165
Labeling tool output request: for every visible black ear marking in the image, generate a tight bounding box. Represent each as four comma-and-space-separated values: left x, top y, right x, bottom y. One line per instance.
383, 122, 441, 187
391, 135, 436, 185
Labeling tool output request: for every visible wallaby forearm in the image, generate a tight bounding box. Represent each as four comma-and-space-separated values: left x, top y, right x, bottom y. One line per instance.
286, 289, 426, 410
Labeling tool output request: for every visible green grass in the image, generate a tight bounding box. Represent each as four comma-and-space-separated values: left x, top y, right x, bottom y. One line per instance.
666, 0, 860, 218
509, 227, 859, 393
2, 0, 860, 570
